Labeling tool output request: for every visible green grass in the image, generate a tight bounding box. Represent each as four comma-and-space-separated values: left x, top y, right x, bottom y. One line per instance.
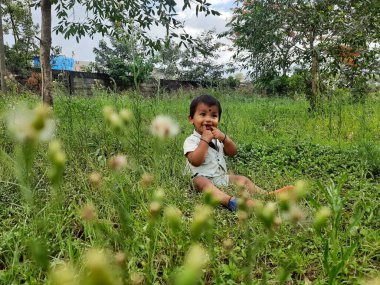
0, 89, 379, 284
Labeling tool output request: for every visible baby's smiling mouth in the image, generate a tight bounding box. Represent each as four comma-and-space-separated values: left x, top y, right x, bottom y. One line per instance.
204, 125, 212, 130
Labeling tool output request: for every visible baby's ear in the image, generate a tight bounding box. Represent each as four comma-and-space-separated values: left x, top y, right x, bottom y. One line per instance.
188, 115, 194, 124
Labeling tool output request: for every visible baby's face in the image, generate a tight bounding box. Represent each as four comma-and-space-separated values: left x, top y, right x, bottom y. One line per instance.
189, 103, 219, 135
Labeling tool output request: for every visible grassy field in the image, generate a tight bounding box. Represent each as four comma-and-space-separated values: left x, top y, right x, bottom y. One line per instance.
0, 89, 379, 284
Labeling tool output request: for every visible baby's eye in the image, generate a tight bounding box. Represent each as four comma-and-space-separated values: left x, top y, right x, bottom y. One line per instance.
200, 113, 206, 116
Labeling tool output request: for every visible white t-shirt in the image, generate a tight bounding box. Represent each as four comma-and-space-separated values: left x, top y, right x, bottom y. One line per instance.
183, 130, 228, 179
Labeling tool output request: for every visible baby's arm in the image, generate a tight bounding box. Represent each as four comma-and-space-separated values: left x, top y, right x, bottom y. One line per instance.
211, 128, 237, 156
186, 129, 214, 166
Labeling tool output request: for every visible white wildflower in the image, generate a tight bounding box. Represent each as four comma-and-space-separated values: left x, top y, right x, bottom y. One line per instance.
6, 103, 55, 143
150, 115, 179, 138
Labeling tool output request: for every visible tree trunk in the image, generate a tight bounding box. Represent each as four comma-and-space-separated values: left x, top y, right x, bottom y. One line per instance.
0, 1, 7, 94
307, 30, 320, 112
40, 0, 53, 105
310, 49, 320, 111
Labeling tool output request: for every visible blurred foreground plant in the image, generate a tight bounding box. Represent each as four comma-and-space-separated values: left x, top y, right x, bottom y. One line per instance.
315, 177, 362, 285
5, 103, 55, 205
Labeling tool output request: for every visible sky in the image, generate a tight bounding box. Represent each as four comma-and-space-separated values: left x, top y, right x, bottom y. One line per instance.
5, 0, 236, 63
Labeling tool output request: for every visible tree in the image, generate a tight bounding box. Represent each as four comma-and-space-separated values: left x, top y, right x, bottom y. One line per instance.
39, 0, 52, 104
179, 29, 225, 84
154, 40, 183, 80
324, 0, 380, 98
0, 1, 6, 93
227, 0, 299, 79
31, 0, 220, 105
2, 0, 39, 76
228, 0, 380, 110
92, 27, 156, 89
0, 0, 39, 92
154, 30, 232, 83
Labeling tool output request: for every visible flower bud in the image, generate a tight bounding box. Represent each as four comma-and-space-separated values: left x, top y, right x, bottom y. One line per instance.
237, 210, 249, 224
102, 106, 114, 119
80, 203, 97, 221
313, 206, 331, 231
289, 206, 305, 223
153, 188, 165, 202
89, 172, 102, 188
108, 113, 123, 132
274, 216, 283, 227
258, 202, 277, 229
191, 205, 213, 240
50, 263, 78, 285
253, 200, 264, 214
222, 238, 234, 251
83, 249, 118, 285
119, 109, 133, 125
277, 192, 291, 212
361, 276, 380, 285
149, 201, 161, 218
175, 244, 209, 285
164, 206, 182, 231
32, 112, 46, 131
48, 140, 66, 183
108, 155, 127, 171
48, 140, 64, 159
52, 151, 66, 168
115, 251, 126, 267
130, 272, 145, 285
185, 244, 209, 270
140, 173, 154, 188
294, 180, 308, 200
32, 104, 52, 131
103, 106, 124, 132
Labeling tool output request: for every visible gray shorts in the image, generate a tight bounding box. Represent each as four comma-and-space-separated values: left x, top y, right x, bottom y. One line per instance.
192, 173, 229, 188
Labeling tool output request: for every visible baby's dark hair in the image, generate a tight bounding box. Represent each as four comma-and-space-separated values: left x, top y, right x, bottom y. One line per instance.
189, 94, 222, 119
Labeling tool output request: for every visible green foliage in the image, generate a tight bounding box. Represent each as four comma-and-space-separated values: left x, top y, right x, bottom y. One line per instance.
359, 141, 380, 178
154, 42, 183, 80
351, 76, 370, 102
287, 71, 308, 95
178, 29, 225, 83
5, 42, 34, 77
233, 143, 369, 181
154, 29, 232, 83
3, 0, 39, 76
92, 28, 155, 88
254, 70, 308, 96
222, 76, 240, 89
0, 91, 379, 284
228, 0, 380, 106
41, 0, 220, 52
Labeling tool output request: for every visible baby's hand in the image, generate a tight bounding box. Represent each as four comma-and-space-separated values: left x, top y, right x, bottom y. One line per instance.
202, 127, 214, 142
211, 128, 225, 142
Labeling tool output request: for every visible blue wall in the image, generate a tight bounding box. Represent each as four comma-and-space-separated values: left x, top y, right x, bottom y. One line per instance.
33, 55, 75, 71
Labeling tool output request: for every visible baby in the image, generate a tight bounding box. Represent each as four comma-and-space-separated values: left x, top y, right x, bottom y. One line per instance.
183, 94, 293, 211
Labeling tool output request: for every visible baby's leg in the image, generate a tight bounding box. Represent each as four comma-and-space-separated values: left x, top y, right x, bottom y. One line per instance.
192, 176, 256, 211
229, 175, 295, 196
229, 175, 266, 195
192, 176, 231, 206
